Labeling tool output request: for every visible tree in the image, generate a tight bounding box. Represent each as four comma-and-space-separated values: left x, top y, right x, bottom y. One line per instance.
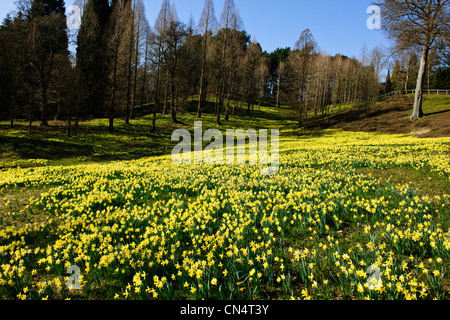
29, 0, 69, 126
123, 0, 136, 126
130, 0, 148, 120
151, 0, 171, 131
163, 4, 186, 124
268, 48, 290, 110
196, 0, 217, 118
241, 41, 262, 116
224, 24, 247, 120
178, 14, 200, 106
106, 0, 131, 132
0, 15, 24, 128
377, 0, 450, 120
256, 56, 269, 110
76, 0, 111, 125
393, 48, 419, 93
215, 0, 241, 125
288, 28, 317, 126
435, 30, 450, 65
433, 66, 450, 88
390, 60, 402, 91
385, 69, 393, 93
139, 21, 152, 111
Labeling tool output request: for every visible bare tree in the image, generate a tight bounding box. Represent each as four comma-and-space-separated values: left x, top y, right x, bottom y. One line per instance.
435, 27, 450, 64
28, 6, 68, 126
151, 0, 171, 131
215, 0, 240, 125
289, 29, 317, 126
163, 4, 186, 124
241, 41, 263, 116
377, 0, 450, 120
224, 12, 245, 121
275, 62, 286, 110
130, 0, 147, 120
107, 0, 130, 132
196, 0, 217, 118
139, 21, 152, 110
256, 57, 269, 110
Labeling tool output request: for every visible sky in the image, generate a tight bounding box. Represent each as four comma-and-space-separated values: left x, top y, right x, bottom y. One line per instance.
0, 0, 388, 60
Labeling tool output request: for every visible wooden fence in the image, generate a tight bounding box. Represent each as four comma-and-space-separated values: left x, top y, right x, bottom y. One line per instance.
378, 89, 450, 100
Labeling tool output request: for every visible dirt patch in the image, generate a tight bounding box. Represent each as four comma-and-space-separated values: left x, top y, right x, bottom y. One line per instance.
0, 187, 51, 229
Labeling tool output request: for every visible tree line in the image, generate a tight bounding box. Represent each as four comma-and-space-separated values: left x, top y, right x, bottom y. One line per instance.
0, 0, 449, 134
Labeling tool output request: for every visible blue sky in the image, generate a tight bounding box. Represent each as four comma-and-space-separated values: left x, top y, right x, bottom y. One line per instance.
0, 0, 387, 59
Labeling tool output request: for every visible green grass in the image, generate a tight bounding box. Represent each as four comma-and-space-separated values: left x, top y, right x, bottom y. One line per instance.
0, 100, 297, 168
422, 95, 450, 114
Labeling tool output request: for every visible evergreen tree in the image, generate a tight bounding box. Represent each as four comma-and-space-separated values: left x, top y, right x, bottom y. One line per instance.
385, 69, 393, 93
391, 60, 402, 91
433, 67, 450, 89
31, 0, 65, 17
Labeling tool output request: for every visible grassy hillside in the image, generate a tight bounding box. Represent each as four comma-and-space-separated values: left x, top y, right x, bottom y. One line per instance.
305, 94, 450, 138
0, 95, 449, 300
1, 94, 449, 168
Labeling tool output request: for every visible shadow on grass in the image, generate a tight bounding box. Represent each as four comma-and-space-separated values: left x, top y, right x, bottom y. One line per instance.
0, 121, 176, 163
0, 135, 93, 160
424, 109, 450, 116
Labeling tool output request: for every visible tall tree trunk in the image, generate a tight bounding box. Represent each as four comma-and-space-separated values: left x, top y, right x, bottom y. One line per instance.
216, 87, 223, 125
197, 42, 207, 118
40, 85, 49, 126
405, 67, 409, 93
110, 42, 120, 133
131, 9, 141, 121
257, 83, 262, 110
410, 45, 429, 121
224, 70, 233, 121
298, 101, 303, 127
140, 37, 149, 110
125, 15, 135, 126
9, 91, 14, 129
68, 98, 72, 138
170, 80, 179, 124
28, 85, 35, 134
54, 102, 61, 122
163, 71, 169, 115
217, 17, 230, 126
276, 74, 281, 110
152, 46, 162, 133
232, 90, 237, 116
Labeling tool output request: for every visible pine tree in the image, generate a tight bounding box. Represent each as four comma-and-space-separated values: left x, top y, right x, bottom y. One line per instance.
31, 0, 65, 17
385, 69, 393, 93
197, 0, 217, 118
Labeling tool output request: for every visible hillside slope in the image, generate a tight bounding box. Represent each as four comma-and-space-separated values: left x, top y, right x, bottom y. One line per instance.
304, 95, 450, 138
